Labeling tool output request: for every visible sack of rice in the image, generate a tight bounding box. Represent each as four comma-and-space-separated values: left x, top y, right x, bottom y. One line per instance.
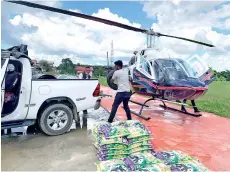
129, 145, 154, 154
127, 127, 150, 139
111, 121, 129, 127
122, 152, 163, 171
94, 142, 128, 150
127, 135, 153, 144
95, 159, 129, 172
125, 120, 151, 131
94, 124, 130, 139
97, 136, 128, 146
112, 120, 151, 133
129, 140, 152, 149
98, 149, 130, 156
170, 160, 210, 172
97, 152, 129, 161
139, 163, 171, 172
154, 150, 195, 165
93, 123, 111, 135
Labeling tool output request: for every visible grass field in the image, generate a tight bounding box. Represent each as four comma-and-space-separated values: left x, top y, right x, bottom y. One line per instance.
196, 81, 230, 118
98, 77, 230, 118
98, 76, 108, 86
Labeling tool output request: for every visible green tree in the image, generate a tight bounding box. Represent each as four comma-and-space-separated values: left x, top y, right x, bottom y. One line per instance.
58, 58, 76, 75
213, 69, 230, 81
217, 75, 227, 81
39, 60, 53, 72
93, 66, 107, 77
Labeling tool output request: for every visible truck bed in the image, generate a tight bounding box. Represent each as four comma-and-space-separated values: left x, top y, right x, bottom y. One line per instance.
27, 79, 99, 119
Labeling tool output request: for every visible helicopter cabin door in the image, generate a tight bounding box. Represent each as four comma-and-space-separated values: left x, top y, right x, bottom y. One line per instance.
186, 55, 214, 84
134, 55, 157, 93
137, 55, 155, 79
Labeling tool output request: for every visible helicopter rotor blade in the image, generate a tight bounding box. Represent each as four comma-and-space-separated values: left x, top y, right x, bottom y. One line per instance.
5, 0, 215, 47
157, 33, 215, 47
5, 0, 147, 33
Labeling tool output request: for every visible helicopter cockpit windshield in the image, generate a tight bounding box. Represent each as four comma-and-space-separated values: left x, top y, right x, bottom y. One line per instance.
175, 58, 198, 78
150, 58, 200, 85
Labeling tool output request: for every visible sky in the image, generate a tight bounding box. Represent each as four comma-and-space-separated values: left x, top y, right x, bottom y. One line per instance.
1, 0, 230, 71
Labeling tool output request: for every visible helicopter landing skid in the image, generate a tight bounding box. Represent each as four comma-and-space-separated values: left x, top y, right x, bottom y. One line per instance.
159, 103, 202, 117
129, 99, 149, 108
125, 97, 154, 121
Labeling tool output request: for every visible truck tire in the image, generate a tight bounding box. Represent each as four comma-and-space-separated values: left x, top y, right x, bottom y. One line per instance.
38, 103, 73, 136
107, 70, 118, 90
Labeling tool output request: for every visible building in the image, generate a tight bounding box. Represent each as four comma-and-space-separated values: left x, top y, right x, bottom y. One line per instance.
75, 66, 94, 74
31, 60, 38, 66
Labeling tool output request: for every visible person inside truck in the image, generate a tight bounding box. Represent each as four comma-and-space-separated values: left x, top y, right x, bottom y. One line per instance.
5, 64, 19, 91
82, 69, 87, 79
2, 64, 20, 115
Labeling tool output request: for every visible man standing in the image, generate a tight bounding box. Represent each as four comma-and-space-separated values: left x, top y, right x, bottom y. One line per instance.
82, 69, 87, 79
78, 72, 83, 79
88, 71, 92, 79
108, 60, 132, 123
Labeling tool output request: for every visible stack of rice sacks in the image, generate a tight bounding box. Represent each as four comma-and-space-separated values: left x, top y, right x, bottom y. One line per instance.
92, 120, 154, 161
93, 120, 210, 172
96, 150, 210, 172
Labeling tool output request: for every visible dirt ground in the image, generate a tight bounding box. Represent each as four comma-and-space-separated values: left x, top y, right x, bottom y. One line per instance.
1, 126, 97, 171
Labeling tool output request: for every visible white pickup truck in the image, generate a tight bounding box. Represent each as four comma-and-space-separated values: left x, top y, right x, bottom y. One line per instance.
1, 44, 101, 136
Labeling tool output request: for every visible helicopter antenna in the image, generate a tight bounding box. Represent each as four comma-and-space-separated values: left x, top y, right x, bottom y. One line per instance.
110, 40, 114, 66
106, 51, 109, 67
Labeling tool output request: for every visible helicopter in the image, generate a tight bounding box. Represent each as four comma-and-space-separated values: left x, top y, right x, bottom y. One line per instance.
5, 0, 216, 120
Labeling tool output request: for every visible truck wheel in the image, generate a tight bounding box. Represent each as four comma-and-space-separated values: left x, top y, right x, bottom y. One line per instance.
38, 104, 73, 136
107, 70, 118, 90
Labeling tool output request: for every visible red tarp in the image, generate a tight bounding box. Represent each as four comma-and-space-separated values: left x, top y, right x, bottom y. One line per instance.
101, 86, 230, 171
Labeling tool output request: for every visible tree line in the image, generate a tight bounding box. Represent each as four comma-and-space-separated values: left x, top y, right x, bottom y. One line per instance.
37, 58, 230, 81
38, 58, 108, 77
213, 70, 230, 81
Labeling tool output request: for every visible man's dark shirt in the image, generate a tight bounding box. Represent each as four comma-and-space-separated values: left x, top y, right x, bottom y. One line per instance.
5, 71, 18, 92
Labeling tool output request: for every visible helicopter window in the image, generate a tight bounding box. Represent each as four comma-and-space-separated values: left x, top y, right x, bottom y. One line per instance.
140, 50, 144, 55
152, 61, 164, 82
140, 56, 152, 76
129, 56, 136, 66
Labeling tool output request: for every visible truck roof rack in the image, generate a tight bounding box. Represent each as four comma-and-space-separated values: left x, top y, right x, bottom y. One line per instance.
1, 44, 32, 64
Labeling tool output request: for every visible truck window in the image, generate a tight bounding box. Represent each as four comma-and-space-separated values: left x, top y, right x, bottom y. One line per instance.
1, 59, 6, 68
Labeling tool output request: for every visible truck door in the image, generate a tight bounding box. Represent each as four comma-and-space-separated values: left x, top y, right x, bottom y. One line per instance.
1, 58, 9, 111
186, 55, 215, 84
